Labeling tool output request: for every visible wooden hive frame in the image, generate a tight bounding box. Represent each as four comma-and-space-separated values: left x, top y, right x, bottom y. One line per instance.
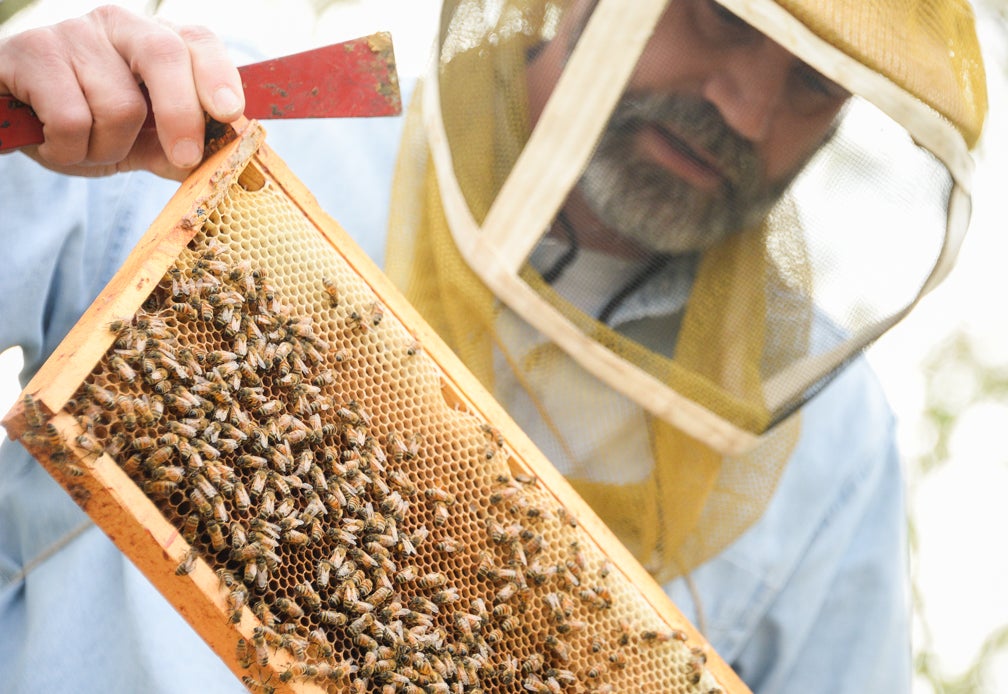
2, 119, 750, 694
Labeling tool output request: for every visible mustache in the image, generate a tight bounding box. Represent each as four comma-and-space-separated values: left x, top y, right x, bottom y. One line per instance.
608, 93, 761, 193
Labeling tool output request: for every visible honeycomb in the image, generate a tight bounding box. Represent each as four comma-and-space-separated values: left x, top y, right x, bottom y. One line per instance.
5, 123, 742, 694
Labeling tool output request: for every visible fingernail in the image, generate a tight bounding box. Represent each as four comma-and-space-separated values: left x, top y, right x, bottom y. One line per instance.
214, 86, 242, 118
172, 138, 201, 168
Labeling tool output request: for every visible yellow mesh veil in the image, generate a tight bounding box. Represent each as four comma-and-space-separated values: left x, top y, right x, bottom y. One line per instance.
774, 0, 987, 147
386, 6, 805, 579
385, 0, 987, 580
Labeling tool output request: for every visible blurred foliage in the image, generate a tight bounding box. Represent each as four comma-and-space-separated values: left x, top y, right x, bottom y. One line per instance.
911, 330, 1008, 692
0, 0, 35, 24
916, 333, 1008, 474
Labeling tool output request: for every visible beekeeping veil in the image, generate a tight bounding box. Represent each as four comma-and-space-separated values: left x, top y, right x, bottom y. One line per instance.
385, 0, 987, 581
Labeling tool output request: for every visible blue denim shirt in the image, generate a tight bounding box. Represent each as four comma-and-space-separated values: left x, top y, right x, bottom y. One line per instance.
0, 113, 910, 692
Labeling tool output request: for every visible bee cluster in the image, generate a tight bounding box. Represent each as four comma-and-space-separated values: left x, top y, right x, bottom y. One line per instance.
19, 179, 723, 693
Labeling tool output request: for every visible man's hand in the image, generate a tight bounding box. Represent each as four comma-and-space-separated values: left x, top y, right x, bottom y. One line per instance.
0, 5, 245, 180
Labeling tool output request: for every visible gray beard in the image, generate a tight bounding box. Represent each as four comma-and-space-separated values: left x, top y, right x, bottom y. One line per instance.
577, 93, 793, 254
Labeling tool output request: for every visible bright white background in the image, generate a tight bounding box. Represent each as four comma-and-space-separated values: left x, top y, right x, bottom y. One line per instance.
1, 1, 1006, 690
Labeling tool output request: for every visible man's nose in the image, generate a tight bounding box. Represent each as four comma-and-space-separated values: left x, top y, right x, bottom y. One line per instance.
701, 39, 793, 143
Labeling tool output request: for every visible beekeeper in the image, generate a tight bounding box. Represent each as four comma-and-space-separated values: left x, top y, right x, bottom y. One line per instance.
0, 0, 986, 692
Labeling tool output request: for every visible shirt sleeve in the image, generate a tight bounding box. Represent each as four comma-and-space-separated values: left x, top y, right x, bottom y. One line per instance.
664, 358, 912, 693
0, 152, 179, 374
732, 415, 912, 693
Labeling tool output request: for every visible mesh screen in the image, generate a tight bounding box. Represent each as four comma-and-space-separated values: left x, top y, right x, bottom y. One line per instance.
776, 0, 987, 147
434, 0, 957, 438
12, 156, 732, 693
386, 0, 962, 578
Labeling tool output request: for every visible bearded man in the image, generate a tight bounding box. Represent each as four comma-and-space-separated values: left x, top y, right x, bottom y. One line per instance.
0, 1, 986, 692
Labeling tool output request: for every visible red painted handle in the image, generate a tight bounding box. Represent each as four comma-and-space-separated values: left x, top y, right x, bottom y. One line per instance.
0, 33, 401, 154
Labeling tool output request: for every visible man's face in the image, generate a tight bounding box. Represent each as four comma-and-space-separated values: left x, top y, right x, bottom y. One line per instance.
531, 0, 849, 254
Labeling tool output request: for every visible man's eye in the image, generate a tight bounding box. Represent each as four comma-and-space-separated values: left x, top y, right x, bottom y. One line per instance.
696, 0, 756, 43
794, 64, 847, 99
708, 0, 748, 29
789, 64, 850, 114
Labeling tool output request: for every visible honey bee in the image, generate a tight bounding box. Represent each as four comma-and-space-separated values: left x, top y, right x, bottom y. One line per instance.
182, 441, 214, 472
546, 668, 577, 687
408, 596, 439, 616
522, 674, 555, 694
240, 675, 274, 694
495, 581, 519, 605
71, 430, 104, 457
314, 560, 333, 589
237, 453, 267, 471
320, 277, 340, 307
275, 597, 304, 620
191, 473, 219, 501
107, 317, 132, 336
248, 629, 272, 668
434, 538, 460, 555
106, 354, 137, 383
279, 661, 317, 684
193, 254, 228, 277
205, 519, 226, 551
522, 653, 545, 674
188, 488, 214, 518
152, 465, 185, 483
175, 548, 198, 576
81, 382, 117, 410
294, 582, 322, 610
141, 479, 177, 498
523, 535, 544, 558
227, 583, 249, 616
249, 468, 268, 496
145, 365, 169, 386
122, 453, 147, 478
424, 501, 449, 528
682, 651, 707, 686
189, 437, 219, 461
352, 633, 378, 651
556, 619, 587, 635
369, 585, 394, 608
556, 506, 578, 528
432, 587, 460, 606
641, 629, 687, 643
319, 609, 348, 626
278, 634, 308, 660
315, 660, 356, 682
157, 432, 181, 450
590, 585, 613, 608
349, 612, 376, 638
250, 600, 276, 629
20, 393, 47, 431
257, 400, 283, 417
394, 564, 418, 585
258, 489, 276, 517
234, 637, 253, 669
545, 635, 570, 663
165, 419, 196, 439
216, 567, 238, 590
232, 481, 251, 512
269, 471, 293, 499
